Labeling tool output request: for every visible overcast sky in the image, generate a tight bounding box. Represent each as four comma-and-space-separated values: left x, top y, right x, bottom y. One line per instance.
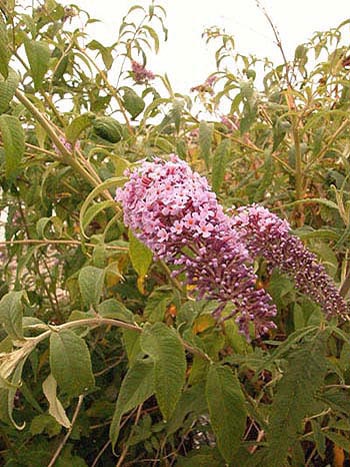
61, 0, 350, 93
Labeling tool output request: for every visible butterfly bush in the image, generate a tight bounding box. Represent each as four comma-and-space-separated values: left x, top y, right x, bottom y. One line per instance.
116, 156, 347, 338
116, 155, 277, 338
232, 205, 348, 317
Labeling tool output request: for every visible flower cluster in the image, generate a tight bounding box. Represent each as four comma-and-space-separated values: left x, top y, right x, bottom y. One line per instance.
232, 204, 348, 317
116, 156, 277, 338
116, 157, 348, 338
131, 60, 155, 84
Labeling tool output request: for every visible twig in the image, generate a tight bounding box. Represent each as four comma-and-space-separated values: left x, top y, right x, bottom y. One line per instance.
47, 395, 84, 467
0, 238, 128, 251
91, 439, 111, 467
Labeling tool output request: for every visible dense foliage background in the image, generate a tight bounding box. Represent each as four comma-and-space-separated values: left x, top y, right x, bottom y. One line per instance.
1, 1, 350, 465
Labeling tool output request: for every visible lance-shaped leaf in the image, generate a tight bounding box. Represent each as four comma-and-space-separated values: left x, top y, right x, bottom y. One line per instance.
66, 112, 96, 145
199, 121, 213, 168
0, 69, 19, 114
110, 358, 155, 450
0, 114, 25, 180
122, 87, 145, 119
0, 16, 9, 78
140, 322, 186, 420
212, 138, 230, 194
128, 229, 153, 293
206, 364, 247, 463
42, 374, 71, 429
24, 40, 51, 90
0, 291, 24, 340
78, 266, 105, 308
49, 330, 95, 397
263, 333, 329, 467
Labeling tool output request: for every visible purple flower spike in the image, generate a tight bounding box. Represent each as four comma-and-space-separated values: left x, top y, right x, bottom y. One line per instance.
116, 156, 277, 339
232, 204, 348, 317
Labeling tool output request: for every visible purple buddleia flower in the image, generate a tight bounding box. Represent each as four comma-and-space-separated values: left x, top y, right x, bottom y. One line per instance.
116, 156, 277, 338
131, 61, 155, 84
232, 204, 348, 317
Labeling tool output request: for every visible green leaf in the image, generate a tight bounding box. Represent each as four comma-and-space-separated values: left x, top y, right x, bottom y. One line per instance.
206, 364, 247, 462
82, 200, 115, 231
7, 359, 26, 429
24, 40, 51, 90
212, 138, 230, 194
166, 383, 207, 435
0, 291, 24, 340
97, 298, 134, 323
264, 333, 328, 467
0, 16, 9, 78
66, 112, 95, 144
325, 431, 350, 453
122, 88, 145, 119
109, 358, 155, 450
30, 413, 62, 437
199, 121, 213, 168
78, 266, 105, 308
123, 329, 142, 367
128, 229, 153, 278
0, 114, 25, 180
42, 374, 71, 429
177, 447, 223, 467
79, 176, 126, 238
87, 40, 113, 70
140, 322, 186, 420
0, 69, 19, 114
50, 329, 95, 397
144, 286, 174, 323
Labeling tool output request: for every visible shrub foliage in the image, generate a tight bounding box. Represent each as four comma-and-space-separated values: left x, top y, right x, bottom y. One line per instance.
1, 1, 350, 465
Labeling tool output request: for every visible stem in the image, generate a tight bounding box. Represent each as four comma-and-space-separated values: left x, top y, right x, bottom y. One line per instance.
0, 239, 128, 251
15, 89, 116, 204
47, 395, 84, 467
77, 46, 134, 135
29, 317, 211, 362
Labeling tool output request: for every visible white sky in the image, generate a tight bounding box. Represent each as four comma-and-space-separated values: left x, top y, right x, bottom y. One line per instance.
64, 0, 350, 93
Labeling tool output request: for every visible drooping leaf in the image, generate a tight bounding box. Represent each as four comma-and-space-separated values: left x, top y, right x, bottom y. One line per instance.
122, 87, 145, 119
264, 333, 328, 467
0, 114, 25, 180
24, 40, 51, 90
0, 69, 19, 114
0, 291, 24, 340
211, 138, 230, 194
123, 329, 143, 367
199, 121, 213, 168
87, 40, 113, 70
206, 364, 247, 462
78, 266, 105, 308
0, 16, 9, 78
49, 330, 95, 397
97, 298, 134, 323
109, 358, 155, 450
66, 112, 96, 144
128, 229, 153, 288
140, 322, 186, 420
42, 374, 71, 428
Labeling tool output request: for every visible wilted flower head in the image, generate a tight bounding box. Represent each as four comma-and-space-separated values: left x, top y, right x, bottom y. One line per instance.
232, 204, 348, 317
116, 156, 277, 338
131, 60, 155, 83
